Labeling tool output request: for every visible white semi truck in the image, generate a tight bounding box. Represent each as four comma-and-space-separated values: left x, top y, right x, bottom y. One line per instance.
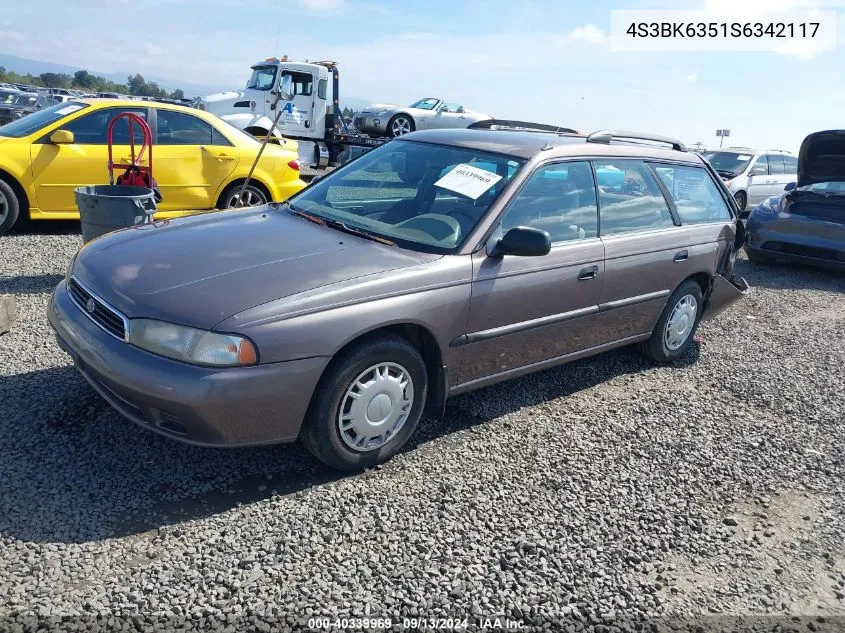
197, 57, 388, 168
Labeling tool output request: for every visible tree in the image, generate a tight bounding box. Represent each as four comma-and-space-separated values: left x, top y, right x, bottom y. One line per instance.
127, 73, 146, 95
169, 88, 185, 100
40, 72, 69, 88
73, 70, 95, 89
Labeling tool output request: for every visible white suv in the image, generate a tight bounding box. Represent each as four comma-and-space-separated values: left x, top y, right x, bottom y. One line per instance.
702, 148, 797, 214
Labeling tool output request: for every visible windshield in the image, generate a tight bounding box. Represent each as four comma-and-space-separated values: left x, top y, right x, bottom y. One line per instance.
0, 101, 89, 138
289, 140, 525, 254
14, 94, 36, 106
409, 98, 439, 111
246, 65, 277, 91
703, 151, 754, 175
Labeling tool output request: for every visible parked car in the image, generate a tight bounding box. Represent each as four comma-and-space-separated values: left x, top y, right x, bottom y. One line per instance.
353, 98, 492, 138
702, 147, 796, 214
48, 127, 748, 470
0, 91, 37, 125
0, 99, 306, 234
745, 130, 845, 270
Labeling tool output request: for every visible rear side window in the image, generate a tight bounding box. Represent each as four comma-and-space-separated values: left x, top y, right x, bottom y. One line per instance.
767, 154, 785, 174
653, 164, 731, 224
594, 160, 675, 235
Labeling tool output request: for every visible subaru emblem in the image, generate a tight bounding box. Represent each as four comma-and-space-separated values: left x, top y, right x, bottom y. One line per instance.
86, 298, 96, 314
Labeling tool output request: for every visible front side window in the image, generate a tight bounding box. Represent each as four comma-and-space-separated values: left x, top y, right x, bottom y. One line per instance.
751, 155, 769, 175
283, 71, 313, 96
653, 164, 731, 225
500, 162, 597, 243
57, 107, 148, 144
409, 98, 439, 111
156, 109, 217, 145
290, 140, 525, 253
594, 160, 675, 235
0, 101, 90, 138
246, 66, 277, 91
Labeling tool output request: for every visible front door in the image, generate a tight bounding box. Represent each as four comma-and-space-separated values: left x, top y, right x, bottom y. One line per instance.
432, 103, 468, 129
459, 161, 605, 385
29, 106, 148, 213
153, 108, 240, 212
275, 69, 315, 137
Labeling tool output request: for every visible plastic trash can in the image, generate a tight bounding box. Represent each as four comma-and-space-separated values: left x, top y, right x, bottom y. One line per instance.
75, 185, 157, 244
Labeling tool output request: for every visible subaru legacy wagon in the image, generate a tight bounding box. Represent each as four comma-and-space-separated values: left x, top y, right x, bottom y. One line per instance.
49, 127, 749, 470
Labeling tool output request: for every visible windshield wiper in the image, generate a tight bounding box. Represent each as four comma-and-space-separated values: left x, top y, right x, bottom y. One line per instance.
281, 202, 395, 246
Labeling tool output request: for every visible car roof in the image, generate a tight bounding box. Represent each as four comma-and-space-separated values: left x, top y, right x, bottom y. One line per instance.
401, 128, 703, 164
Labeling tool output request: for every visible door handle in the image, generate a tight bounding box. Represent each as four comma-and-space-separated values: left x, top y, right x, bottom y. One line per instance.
673, 250, 689, 262
578, 265, 599, 280
201, 146, 235, 160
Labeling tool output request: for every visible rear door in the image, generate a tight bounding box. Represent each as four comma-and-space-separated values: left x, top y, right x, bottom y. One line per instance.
766, 154, 792, 196
746, 154, 770, 206
153, 108, 240, 212
783, 155, 799, 188
591, 159, 718, 344
459, 160, 605, 384
29, 105, 148, 213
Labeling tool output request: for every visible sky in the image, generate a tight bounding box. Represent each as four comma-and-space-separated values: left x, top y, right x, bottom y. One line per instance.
1, 0, 843, 153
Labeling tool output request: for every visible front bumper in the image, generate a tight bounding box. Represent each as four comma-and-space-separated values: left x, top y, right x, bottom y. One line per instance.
353, 115, 388, 135
48, 281, 330, 447
701, 273, 749, 321
746, 212, 845, 270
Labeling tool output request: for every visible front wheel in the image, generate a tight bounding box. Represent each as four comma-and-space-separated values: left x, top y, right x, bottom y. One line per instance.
388, 115, 415, 138
0, 178, 21, 235
638, 280, 703, 363
734, 191, 747, 215
300, 336, 428, 471
218, 183, 268, 209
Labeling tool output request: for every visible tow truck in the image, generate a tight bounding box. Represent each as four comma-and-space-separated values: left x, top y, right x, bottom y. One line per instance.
197, 57, 579, 169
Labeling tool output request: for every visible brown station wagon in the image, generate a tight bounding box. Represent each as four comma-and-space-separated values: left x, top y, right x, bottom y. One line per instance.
48, 128, 749, 470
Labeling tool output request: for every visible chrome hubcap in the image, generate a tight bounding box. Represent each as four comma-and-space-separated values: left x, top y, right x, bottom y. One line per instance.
664, 294, 697, 351
0, 188, 8, 222
338, 362, 414, 452
391, 117, 412, 136
226, 187, 266, 208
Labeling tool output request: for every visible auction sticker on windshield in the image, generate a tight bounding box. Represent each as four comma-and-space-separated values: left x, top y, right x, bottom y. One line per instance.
435, 164, 502, 200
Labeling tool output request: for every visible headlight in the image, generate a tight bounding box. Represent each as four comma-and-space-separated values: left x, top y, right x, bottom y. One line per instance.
65, 253, 78, 281
128, 319, 258, 367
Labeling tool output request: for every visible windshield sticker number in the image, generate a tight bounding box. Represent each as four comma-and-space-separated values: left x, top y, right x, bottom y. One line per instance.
55, 104, 85, 116
435, 163, 503, 200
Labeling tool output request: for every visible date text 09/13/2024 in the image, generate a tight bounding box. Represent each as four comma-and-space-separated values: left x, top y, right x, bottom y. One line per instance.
307, 616, 526, 630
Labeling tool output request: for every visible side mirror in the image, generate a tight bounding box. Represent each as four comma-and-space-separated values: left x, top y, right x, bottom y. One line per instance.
489, 226, 551, 257
784, 181, 796, 191
49, 130, 74, 144
278, 74, 293, 101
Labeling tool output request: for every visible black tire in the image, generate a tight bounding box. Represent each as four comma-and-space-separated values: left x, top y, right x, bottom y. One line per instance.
638, 280, 704, 364
0, 178, 21, 235
217, 182, 269, 209
734, 191, 747, 215
300, 335, 428, 471
745, 247, 774, 264
387, 114, 415, 138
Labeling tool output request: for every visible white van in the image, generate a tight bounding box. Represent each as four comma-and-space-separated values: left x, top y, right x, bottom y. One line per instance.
703, 148, 797, 214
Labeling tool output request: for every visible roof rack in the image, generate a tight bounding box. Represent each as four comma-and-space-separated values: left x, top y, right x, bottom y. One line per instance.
587, 130, 687, 152
764, 149, 791, 154
468, 119, 580, 135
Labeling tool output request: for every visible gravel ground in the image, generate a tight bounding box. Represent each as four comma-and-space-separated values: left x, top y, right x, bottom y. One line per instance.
1, 223, 844, 632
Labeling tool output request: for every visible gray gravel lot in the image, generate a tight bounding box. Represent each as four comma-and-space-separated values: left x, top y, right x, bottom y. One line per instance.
1, 223, 844, 632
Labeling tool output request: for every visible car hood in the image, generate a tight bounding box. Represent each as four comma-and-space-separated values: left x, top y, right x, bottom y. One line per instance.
798, 130, 845, 187
72, 206, 437, 330
360, 103, 399, 113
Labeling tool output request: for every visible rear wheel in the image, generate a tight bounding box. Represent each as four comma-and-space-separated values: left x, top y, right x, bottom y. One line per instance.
638, 280, 703, 363
300, 336, 427, 471
388, 115, 415, 138
218, 183, 268, 209
0, 178, 21, 236
734, 191, 747, 215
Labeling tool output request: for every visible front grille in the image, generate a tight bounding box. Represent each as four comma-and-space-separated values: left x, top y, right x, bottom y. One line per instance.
762, 241, 845, 262
353, 116, 366, 129
68, 277, 128, 341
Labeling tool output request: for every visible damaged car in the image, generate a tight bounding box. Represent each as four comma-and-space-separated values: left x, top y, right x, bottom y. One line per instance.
49, 127, 748, 471
745, 130, 845, 270
353, 98, 492, 138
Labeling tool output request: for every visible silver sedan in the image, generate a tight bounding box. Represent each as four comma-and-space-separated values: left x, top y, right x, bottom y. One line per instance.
353, 97, 492, 138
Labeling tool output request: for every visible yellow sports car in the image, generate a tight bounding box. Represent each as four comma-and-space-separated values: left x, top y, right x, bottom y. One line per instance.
0, 99, 306, 234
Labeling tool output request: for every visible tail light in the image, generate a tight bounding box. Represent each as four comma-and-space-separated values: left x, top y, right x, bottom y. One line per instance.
288, 160, 300, 171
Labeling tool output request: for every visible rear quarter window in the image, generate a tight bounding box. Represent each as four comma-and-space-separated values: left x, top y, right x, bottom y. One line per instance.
653, 164, 732, 225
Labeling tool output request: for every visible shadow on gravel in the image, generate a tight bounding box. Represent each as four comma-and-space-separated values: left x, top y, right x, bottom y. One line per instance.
12, 219, 81, 235
0, 274, 64, 295
0, 341, 699, 545
735, 257, 844, 293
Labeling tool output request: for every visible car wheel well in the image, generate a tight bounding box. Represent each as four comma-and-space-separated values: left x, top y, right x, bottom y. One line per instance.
683, 272, 712, 296
0, 169, 29, 216
217, 179, 272, 208
327, 324, 445, 409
